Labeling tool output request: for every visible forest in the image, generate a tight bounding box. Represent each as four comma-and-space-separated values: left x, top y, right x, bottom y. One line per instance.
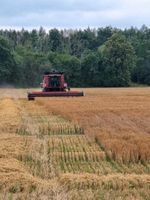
0, 25, 150, 87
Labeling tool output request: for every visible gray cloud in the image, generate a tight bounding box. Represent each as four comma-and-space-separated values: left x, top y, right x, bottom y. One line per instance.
0, 0, 150, 29
0, 0, 117, 16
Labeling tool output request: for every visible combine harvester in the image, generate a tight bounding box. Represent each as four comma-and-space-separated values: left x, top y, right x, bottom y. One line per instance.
28, 71, 84, 100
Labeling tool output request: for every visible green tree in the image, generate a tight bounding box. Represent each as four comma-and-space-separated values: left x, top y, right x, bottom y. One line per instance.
81, 51, 100, 86
38, 27, 47, 52
97, 27, 113, 46
48, 29, 62, 52
100, 33, 136, 86
130, 27, 150, 85
48, 52, 81, 86
31, 29, 38, 50
15, 46, 51, 86
132, 51, 150, 85
0, 36, 17, 83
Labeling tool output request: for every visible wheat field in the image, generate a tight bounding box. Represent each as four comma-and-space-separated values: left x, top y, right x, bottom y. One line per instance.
0, 88, 150, 200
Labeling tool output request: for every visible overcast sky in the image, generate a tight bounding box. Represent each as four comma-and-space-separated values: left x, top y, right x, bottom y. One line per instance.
0, 0, 150, 30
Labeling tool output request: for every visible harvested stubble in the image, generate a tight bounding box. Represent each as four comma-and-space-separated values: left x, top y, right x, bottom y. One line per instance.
0, 134, 25, 158
47, 135, 105, 173
59, 173, 150, 190
0, 98, 21, 133
19, 137, 56, 179
17, 99, 83, 136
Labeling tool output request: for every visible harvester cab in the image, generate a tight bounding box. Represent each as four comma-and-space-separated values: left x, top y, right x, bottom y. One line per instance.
28, 71, 84, 100
41, 71, 68, 92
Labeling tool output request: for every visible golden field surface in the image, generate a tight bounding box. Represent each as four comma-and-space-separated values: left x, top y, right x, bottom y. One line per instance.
0, 87, 150, 200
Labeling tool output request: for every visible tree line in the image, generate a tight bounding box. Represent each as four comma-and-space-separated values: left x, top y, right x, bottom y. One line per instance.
0, 25, 150, 87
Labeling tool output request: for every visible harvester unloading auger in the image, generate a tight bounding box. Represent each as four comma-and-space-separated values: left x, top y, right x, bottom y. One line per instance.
28, 71, 84, 100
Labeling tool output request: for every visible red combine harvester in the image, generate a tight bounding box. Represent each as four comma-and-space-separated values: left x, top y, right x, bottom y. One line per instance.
28, 71, 84, 100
